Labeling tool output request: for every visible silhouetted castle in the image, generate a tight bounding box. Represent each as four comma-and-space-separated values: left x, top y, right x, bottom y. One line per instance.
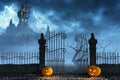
0, 4, 39, 51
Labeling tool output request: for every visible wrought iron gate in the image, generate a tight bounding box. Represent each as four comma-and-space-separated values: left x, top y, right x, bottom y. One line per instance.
45, 30, 66, 74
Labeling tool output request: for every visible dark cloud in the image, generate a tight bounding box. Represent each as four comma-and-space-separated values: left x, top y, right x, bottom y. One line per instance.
0, 0, 120, 34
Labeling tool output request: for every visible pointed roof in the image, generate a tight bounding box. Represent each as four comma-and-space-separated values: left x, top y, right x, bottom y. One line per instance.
45, 26, 50, 39
9, 19, 12, 25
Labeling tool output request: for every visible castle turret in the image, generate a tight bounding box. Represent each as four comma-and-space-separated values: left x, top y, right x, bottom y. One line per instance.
5, 19, 16, 36
9, 19, 15, 27
9, 19, 12, 26
17, 4, 29, 23
45, 26, 50, 39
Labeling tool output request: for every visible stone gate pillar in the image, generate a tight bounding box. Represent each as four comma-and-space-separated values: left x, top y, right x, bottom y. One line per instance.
89, 33, 97, 65
38, 33, 46, 75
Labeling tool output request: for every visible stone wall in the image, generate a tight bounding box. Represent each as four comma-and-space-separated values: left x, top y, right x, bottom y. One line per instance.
97, 64, 120, 74
0, 64, 39, 74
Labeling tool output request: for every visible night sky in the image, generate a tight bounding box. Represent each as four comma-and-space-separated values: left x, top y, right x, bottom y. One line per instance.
0, 0, 120, 65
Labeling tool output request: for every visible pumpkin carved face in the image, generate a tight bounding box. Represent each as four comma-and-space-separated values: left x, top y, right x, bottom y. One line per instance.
87, 65, 101, 77
42, 66, 53, 77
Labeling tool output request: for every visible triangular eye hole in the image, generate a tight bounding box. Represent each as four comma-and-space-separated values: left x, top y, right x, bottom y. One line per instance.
89, 68, 92, 71
93, 70, 96, 72
45, 70, 47, 72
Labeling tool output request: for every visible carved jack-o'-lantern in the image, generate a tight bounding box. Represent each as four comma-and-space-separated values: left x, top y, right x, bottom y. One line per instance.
42, 66, 53, 77
87, 65, 101, 77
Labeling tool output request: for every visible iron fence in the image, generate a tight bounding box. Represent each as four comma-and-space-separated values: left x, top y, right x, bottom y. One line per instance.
96, 52, 120, 64
0, 52, 39, 64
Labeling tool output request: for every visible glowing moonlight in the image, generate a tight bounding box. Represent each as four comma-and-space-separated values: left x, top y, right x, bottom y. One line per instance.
42, 66, 53, 77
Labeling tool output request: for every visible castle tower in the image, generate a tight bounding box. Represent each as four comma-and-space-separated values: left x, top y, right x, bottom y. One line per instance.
17, 4, 29, 23
16, 4, 36, 46
9, 19, 12, 26
45, 26, 50, 39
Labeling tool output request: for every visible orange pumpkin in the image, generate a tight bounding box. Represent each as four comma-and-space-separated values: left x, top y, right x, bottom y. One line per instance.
87, 65, 101, 77
42, 66, 53, 77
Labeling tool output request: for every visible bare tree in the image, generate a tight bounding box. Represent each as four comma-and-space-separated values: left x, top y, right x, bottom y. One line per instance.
67, 33, 88, 61
98, 40, 112, 53
67, 43, 83, 61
